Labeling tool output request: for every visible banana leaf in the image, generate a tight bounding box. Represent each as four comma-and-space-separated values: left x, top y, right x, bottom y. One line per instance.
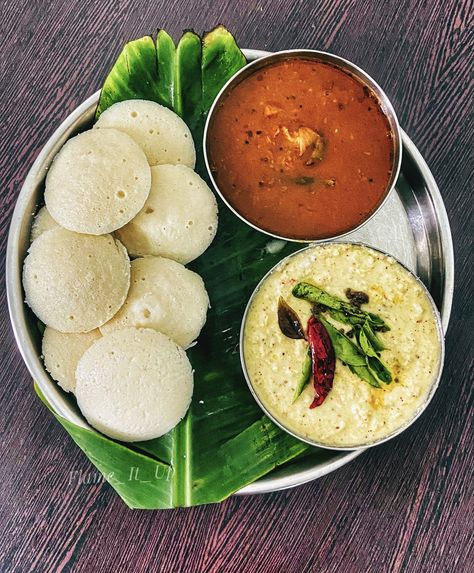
95, 36, 163, 118
201, 25, 247, 116
156, 30, 176, 109
35, 384, 174, 509
175, 31, 202, 137
37, 27, 321, 509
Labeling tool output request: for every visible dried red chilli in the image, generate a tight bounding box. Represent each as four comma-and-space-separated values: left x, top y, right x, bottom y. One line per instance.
307, 316, 336, 408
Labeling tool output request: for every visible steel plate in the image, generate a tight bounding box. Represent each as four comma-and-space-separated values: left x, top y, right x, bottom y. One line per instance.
6, 49, 454, 497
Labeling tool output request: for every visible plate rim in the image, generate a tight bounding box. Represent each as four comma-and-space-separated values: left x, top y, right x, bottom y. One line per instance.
6, 48, 454, 498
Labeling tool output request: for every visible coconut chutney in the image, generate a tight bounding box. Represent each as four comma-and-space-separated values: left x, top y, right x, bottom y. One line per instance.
242, 243, 443, 448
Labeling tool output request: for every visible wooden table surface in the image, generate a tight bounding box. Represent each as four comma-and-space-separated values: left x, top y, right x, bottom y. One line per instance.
1, 1, 473, 571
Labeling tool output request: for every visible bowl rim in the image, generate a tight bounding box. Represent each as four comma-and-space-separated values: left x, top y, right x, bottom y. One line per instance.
239, 241, 445, 451
203, 48, 403, 243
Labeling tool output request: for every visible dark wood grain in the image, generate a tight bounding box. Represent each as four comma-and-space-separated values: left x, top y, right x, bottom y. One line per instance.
1, 0, 473, 571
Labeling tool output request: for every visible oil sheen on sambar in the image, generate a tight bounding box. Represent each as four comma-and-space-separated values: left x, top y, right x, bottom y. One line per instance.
208, 59, 394, 240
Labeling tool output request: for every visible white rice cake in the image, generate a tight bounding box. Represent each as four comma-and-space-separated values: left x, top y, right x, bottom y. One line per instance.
23, 227, 130, 333
30, 206, 58, 242
115, 164, 218, 264
95, 99, 196, 168
45, 128, 151, 234
100, 256, 209, 348
76, 328, 194, 442
42, 327, 101, 393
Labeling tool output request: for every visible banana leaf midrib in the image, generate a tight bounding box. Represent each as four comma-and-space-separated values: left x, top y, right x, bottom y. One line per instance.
172, 409, 192, 506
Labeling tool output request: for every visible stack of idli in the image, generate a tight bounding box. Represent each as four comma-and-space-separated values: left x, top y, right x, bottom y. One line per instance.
24, 99, 218, 442
95, 100, 218, 264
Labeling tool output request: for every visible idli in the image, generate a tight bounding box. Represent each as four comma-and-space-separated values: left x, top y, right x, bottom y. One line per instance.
100, 256, 209, 348
76, 328, 194, 442
95, 99, 196, 168
30, 206, 58, 242
42, 327, 101, 393
45, 128, 151, 234
115, 164, 218, 264
23, 227, 130, 333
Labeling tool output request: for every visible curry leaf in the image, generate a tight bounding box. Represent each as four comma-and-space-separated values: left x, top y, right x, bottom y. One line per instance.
318, 316, 366, 367
358, 322, 392, 384
349, 364, 381, 388
292, 348, 312, 403
293, 282, 390, 332
366, 356, 392, 385
362, 320, 386, 351
358, 326, 377, 357
318, 316, 380, 388
328, 309, 364, 327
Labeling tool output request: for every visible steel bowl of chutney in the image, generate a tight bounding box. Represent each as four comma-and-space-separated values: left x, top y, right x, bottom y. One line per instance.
203, 50, 402, 242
